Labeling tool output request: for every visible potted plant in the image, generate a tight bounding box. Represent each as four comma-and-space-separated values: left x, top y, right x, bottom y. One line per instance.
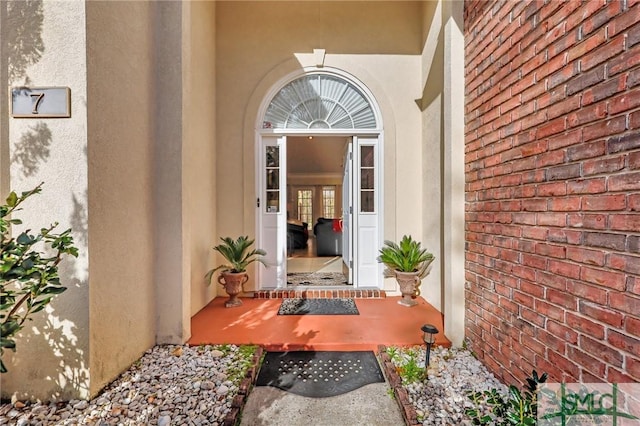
378, 235, 435, 307
205, 236, 267, 307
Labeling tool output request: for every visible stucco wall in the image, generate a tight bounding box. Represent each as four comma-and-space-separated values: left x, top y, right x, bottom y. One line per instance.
2, 0, 91, 400
184, 1, 218, 315
85, 0, 158, 396
419, 0, 465, 345
216, 1, 428, 295
0, 3, 9, 198
420, 0, 445, 311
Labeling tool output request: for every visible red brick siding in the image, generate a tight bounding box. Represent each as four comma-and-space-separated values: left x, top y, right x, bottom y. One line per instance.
464, 0, 640, 385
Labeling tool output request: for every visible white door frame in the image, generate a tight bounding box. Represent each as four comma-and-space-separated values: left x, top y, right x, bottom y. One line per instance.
256, 136, 288, 289
254, 67, 384, 290
255, 130, 383, 289
342, 141, 354, 284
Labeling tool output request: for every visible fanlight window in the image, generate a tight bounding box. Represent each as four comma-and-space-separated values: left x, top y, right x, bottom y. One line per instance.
263, 74, 377, 129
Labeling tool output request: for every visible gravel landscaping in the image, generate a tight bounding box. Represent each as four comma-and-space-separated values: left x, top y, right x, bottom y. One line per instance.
383, 345, 508, 425
0, 344, 260, 426
1, 344, 506, 425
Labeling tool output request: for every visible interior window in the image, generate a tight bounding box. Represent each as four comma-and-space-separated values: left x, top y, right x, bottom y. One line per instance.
322, 186, 336, 218
297, 189, 313, 225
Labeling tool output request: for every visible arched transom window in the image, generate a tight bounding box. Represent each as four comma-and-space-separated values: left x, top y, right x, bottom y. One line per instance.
263, 73, 377, 130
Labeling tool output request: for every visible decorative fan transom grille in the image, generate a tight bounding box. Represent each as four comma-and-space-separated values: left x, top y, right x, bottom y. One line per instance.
263, 74, 377, 129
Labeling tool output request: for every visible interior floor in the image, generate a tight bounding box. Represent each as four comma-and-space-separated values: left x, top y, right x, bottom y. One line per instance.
288, 237, 343, 272
288, 236, 317, 258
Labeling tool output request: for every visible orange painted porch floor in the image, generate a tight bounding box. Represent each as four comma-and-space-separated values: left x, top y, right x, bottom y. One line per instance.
189, 296, 450, 351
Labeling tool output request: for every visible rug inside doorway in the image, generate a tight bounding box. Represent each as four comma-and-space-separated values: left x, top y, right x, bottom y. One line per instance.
286, 272, 349, 287
277, 298, 359, 315
255, 351, 384, 397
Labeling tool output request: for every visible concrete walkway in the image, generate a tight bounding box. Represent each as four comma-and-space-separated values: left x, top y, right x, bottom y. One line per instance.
240, 382, 405, 426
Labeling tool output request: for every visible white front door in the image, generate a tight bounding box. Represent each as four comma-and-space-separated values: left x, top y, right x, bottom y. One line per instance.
352, 136, 382, 287
257, 134, 382, 289
342, 141, 354, 284
258, 135, 287, 289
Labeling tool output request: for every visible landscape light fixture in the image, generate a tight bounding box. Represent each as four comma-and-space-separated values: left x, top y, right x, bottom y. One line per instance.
421, 324, 438, 379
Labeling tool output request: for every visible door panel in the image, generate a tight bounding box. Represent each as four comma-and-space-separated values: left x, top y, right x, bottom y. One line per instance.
342, 141, 353, 284
258, 136, 287, 289
357, 225, 379, 284
353, 136, 381, 288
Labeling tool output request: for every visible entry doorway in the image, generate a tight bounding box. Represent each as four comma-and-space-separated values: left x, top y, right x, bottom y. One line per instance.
254, 69, 384, 290
257, 134, 382, 290
286, 137, 346, 285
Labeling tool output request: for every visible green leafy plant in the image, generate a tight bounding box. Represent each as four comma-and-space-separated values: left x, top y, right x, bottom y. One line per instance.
218, 343, 232, 353
1, 183, 78, 373
226, 344, 259, 382
466, 370, 548, 425
378, 235, 434, 277
205, 236, 267, 284
388, 346, 427, 384
398, 350, 426, 384
386, 346, 399, 362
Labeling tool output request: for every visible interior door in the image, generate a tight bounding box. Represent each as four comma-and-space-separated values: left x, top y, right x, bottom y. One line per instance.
258, 135, 287, 289
342, 141, 353, 284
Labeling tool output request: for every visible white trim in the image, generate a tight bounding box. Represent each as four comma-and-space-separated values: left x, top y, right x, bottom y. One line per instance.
255, 68, 385, 290
258, 128, 381, 137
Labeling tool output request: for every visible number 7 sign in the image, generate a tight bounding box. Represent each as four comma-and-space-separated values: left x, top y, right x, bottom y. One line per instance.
10, 87, 71, 118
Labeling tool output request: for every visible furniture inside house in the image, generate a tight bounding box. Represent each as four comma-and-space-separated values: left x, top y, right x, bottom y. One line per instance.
314, 218, 343, 256
287, 220, 309, 251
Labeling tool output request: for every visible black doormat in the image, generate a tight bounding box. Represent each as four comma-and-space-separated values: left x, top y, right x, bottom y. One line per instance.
277, 298, 359, 315
255, 351, 385, 397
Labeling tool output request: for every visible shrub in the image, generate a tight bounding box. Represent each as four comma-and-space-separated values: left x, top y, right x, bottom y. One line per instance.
466, 370, 548, 425
0, 183, 78, 373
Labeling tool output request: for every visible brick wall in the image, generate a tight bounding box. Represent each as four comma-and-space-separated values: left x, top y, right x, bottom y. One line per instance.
464, 0, 640, 385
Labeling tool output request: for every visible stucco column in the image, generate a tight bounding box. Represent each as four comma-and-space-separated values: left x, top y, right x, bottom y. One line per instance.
153, 1, 190, 344
443, 0, 465, 347
2, 0, 91, 400
0, 2, 8, 197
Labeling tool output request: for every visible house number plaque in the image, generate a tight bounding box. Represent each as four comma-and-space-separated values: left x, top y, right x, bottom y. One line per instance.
10, 87, 71, 118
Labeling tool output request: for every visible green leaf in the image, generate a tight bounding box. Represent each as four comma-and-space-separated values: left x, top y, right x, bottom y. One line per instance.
0, 338, 16, 350
41, 286, 66, 295
31, 304, 47, 313
1, 321, 21, 336
21, 258, 34, 270
6, 192, 17, 208
16, 232, 33, 245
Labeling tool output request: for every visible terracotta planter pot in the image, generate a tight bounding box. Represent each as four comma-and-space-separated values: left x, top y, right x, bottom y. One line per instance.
394, 270, 421, 307
217, 271, 249, 308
